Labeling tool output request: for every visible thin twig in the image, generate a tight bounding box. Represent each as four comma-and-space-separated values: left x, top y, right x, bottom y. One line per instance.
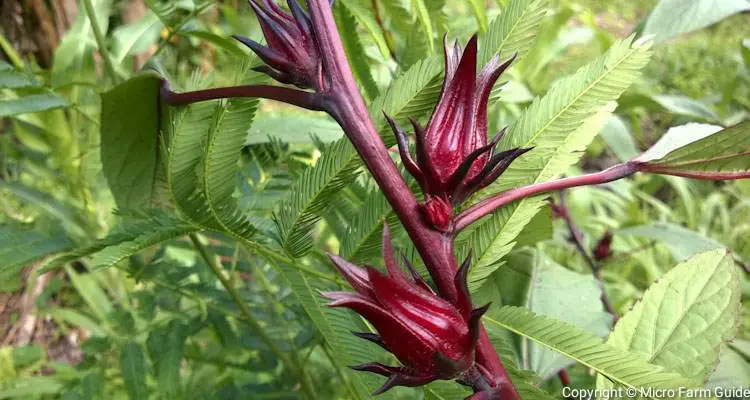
160, 80, 328, 111
553, 192, 618, 322
81, 0, 119, 84
189, 234, 317, 399
369, 0, 400, 65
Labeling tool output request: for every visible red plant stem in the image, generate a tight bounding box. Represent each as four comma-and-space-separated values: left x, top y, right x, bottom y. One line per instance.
306, 0, 519, 396
159, 80, 327, 111
455, 163, 638, 232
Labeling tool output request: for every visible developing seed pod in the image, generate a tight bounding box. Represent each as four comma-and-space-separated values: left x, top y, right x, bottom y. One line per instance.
321, 228, 488, 395
384, 36, 531, 230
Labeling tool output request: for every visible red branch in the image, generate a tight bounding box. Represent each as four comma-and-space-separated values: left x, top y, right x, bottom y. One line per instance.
455, 163, 638, 232
160, 80, 328, 111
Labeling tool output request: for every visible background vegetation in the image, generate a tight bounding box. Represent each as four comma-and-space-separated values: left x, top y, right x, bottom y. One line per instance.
0, 0, 748, 398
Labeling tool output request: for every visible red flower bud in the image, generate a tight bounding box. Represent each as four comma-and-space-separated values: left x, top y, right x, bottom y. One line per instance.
422, 195, 453, 231
234, 0, 324, 89
385, 36, 532, 218
322, 228, 488, 395
592, 231, 613, 261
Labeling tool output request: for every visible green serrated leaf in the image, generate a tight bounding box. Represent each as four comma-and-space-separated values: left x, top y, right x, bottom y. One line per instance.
166, 96, 224, 229
43, 210, 198, 272
479, 0, 548, 66
339, 189, 396, 263
278, 139, 362, 258
516, 249, 612, 379
100, 73, 162, 208
148, 320, 186, 397
411, 0, 435, 52
337, 0, 391, 58
120, 341, 148, 400
602, 249, 741, 383
635, 121, 750, 180
201, 68, 260, 240
485, 306, 694, 396
0, 225, 74, 282
273, 260, 387, 399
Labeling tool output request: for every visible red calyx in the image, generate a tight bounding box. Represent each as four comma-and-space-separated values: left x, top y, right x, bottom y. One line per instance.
592, 231, 614, 261
321, 227, 488, 395
384, 36, 532, 230
233, 0, 324, 90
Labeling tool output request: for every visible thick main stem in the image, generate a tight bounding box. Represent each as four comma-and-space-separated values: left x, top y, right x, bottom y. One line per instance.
307, 0, 518, 396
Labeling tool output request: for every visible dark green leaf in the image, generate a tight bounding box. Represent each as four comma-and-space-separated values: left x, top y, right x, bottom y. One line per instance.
100, 72, 162, 208
120, 341, 149, 400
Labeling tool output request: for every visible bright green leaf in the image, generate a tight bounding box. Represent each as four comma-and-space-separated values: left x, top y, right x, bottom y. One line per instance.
519, 249, 612, 379
634, 121, 750, 179
485, 306, 694, 395
0, 94, 70, 117
644, 0, 750, 42
603, 250, 741, 383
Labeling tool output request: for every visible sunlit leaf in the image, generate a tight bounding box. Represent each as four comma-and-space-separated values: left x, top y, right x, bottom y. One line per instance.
634, 121, 750, 180
600, 250, 741, 385
644, 0, 750, 42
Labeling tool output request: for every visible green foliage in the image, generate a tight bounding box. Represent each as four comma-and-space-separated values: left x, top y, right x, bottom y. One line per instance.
100, 73, 162, 208
637, 121, 750, 179
602, 249, 741, 384
1, 0, 748, 398
485, 306, 695, 393
0, 94, 70, 118
643, 0, 750, 42
120, 341, 148, 400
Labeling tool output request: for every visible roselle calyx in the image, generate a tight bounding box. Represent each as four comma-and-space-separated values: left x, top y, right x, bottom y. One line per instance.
593, 231, 614, 261
233, 0, 324, 90
385, 36, 531, 231
321, 228, 488, 395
